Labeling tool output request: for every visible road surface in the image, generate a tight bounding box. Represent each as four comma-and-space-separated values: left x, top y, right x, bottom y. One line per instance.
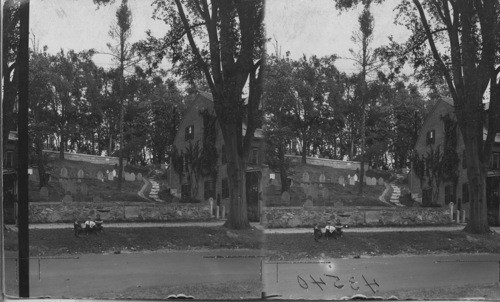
263, 253, 500, 299
5, 250, 500, 299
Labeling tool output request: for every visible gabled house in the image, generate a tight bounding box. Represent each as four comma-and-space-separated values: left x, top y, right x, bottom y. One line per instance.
409, 98, 500, 225
168, 92, 265, 221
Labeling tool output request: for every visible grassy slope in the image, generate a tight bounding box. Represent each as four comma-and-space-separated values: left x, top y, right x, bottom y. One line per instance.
30, 158, 149, 202
266, 163, 388, 207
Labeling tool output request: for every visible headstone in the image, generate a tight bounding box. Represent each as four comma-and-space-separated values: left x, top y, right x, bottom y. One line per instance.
129, 172, 136, 181
281, 191, 291, 203
67, 180, 77, 195
353, 174, 359, 182
338, 176, 345, 186
80, 183, 88, 196
60, 167, 68, 178
302, 172, 310, 182
39, 187, 49, 201
97, 171, 104, 182
62, 194, 73, 203
367, 177, 375, 186
378, 177, 384, 186
322, 187, 330, 199
29, 171, 39, 183
137, 173, 143, 181
347, 174, 351, 180
349, 177, 356, 186
303, 199, 314, 208
108, 172, 114, 181
112, 169, 117, 177
77, 169, 84, 182
319, 174, 326, 183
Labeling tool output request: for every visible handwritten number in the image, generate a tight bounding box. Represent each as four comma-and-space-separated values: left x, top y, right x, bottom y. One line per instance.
324, 274, 345, 289
349, 276, 360, 290
309, 275, 326, 291
362, 275, 380, 293
297, 275, 308, 289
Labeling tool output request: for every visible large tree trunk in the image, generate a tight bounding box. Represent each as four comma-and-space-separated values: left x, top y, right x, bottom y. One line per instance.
462, 129, 490, 233
301, 135, 307, 164
223, 126, 250, 229
59, 130, 65, 159
35, 135, 47, 187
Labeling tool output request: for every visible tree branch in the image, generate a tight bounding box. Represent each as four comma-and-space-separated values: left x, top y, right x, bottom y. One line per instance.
173, 0, 215, 93
412, 0, 458, 102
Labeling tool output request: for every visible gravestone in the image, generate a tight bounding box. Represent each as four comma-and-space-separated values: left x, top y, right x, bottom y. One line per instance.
281, 191, 291, 203
319, 174, 326, 183
367, 177, 375, 186
322, 187, 330, 199
62, 194, 73, 203
137, 173, 143, 181
112, 169, 117, 177
39, 187, 49, 201
29, 171, 39, 183
108, 172, 114, 181
60, 167, 68, 178
67, 180, 77, 195
378, 177, 384, 186
347, 174, 351, 181
302, 172, 310, 182
338, 176, 345, 186
349, 177, 356, 186
80, 183, 88, 196
97, 171, 104, 182
353, 174, 359, 182
303, 199, 314, 208
77, 169, 84, 183
129, 172, 136, 181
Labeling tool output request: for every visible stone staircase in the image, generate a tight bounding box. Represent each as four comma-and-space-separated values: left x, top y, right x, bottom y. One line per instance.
389, 183, 404, 207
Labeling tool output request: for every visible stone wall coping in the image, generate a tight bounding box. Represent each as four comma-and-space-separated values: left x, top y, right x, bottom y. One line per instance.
262, 206, 447, 212
30, 201, 208, 207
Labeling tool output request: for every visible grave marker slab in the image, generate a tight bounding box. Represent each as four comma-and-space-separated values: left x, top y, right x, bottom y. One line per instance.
378, 177, 384, 186
39, 187, 49, 201
62, 194, 73, 203
281, 191, 291, 203
108, 172, 114, 181
349, 177, 356, 186
303, 199, 313, 208
77, 169, 84, 182
302, 172, 310, 182
137, 173, 143, 181
338, 176, 345, 186
60, 167, 68, 178
353, 174, 359, 182
97, 171, 104, 182
319, 174, 326, 183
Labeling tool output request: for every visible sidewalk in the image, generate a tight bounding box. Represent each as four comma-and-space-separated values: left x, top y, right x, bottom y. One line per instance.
6, 222, 498, 234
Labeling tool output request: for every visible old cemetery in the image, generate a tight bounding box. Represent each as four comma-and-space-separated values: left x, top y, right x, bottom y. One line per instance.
28, 157, 147, 203
263, 162, 391, 208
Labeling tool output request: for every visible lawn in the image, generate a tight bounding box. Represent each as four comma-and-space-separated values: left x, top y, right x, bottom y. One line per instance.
265, 231, 500, 260
4, 226, 264, 256
5, 227, 500, 260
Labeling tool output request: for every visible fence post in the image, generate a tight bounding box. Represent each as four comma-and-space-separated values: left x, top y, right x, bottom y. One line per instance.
449, 202, 454, 221
222, 206, 226, 219
456, 210, 460, 223
462, 210, 466, 223
216, 206, 219, 220
209, 198, 214, 217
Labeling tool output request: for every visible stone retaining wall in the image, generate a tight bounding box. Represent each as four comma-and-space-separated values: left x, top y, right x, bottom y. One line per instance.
43, 150, 127, 166
29, 201, 211, 223
261, 206, 452, 228
286, 155, 368, 171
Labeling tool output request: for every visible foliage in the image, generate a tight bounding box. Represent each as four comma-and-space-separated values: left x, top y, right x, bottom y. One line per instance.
137, 0, 265, 229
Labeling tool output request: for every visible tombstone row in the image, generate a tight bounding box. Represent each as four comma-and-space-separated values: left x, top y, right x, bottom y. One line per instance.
300, 171, 384, 187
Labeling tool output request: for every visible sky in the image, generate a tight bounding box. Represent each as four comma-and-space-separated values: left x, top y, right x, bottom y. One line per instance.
30, 0, 409, 75
265, 0, 410, 74
30, 0, 168, 69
